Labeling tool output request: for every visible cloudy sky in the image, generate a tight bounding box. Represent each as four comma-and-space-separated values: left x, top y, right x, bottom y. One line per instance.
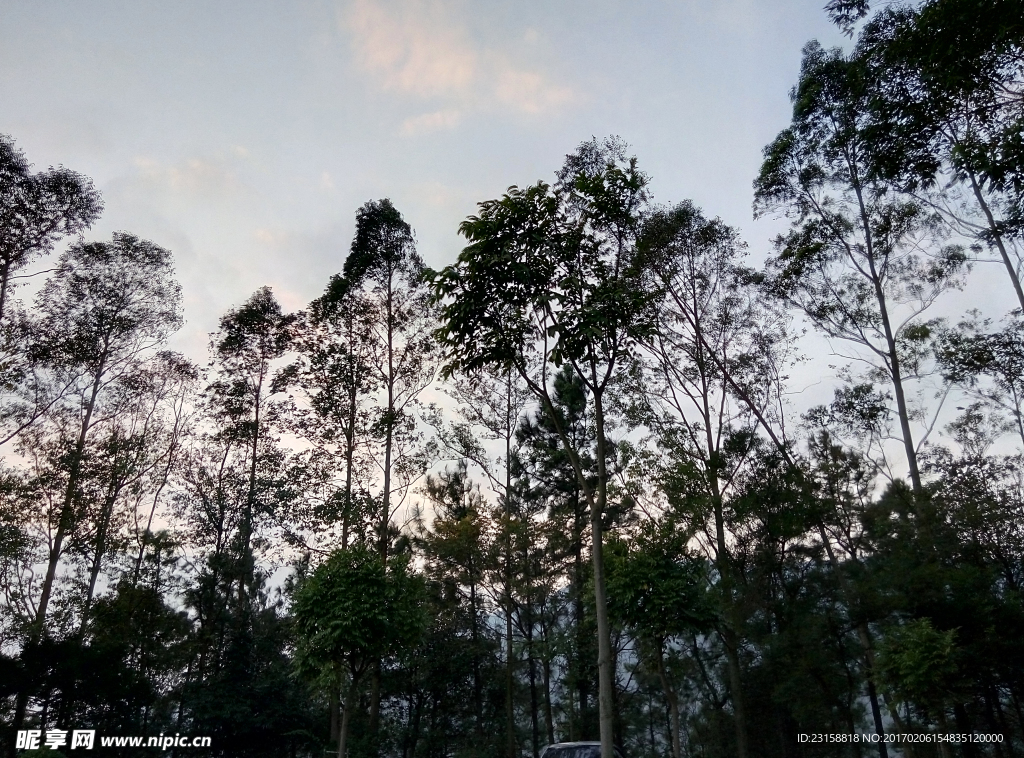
1, 1, 856, 352
6, 0, 1012, 410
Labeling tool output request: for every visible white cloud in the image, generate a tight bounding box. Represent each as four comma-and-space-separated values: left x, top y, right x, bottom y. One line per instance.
400, 108, 461, 136
346, 0, 476, 99
131, 154, 242, 198
493, 67, 572, 115
341, 0, 575, 128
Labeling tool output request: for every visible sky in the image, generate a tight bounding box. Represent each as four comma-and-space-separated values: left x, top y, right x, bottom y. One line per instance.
2, 0, 1016, 416
1, 0, 849, 348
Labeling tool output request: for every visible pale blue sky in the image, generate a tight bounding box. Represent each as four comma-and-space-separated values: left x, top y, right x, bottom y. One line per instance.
4, 0, 1012, 400
1, 1, 855, 352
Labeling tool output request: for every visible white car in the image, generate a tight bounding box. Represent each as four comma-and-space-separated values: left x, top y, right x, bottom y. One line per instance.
539, 742, 625, 758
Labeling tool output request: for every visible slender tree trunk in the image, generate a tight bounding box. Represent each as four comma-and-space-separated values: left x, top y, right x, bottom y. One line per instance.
0, 258, 11, 324
868, 258, 923, 494
573, 509, 587, 742
241, 367, 264, 608
590, 390, 617, 758
330, 689, 340, 744
338, 675, 360, 758
80, 479, 124, 635
968, 169, 1024, 313
368, 663, 381, 746
36, 356, 107, 633
528, 632, 540, 758
655, 642, 682, 758
707, 459, 749, 758
343, 374, 357, 550
380, 278, 395, 561
851, 180, 923, 496
541, 614, 555, 746
505, 397, 517, 758
471, 575, 483, 737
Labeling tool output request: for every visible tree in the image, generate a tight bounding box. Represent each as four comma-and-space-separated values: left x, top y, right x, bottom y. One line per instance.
293, 546, 424, 758
416, 462, 499, 755
10, 232, 182, 737
755, 41, 968, 499
432, 137, 658, 758
606, 524, 712, 758
283, 274, 378, 555
27, 233, 182, 636
855, 0, 1024, 310
206, 286, 295, 609
343, 199, 438, 564
512, 366, 600, 747
0, 135, 103, 322
633, 200, 793, 758
426, 366, 532, 757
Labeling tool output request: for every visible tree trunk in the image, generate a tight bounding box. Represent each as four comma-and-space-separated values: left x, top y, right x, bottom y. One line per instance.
541, 615, 556, 746
851, 180, 923, 496
655, 642, 682, 758
721, 626, 749, 758
505, 412, 517, 758
0, 258, 11, 324
338, 675, 360, 758
330, 689, 340, 743
590, 390, 616, 758
36, 355, 107, 634
79, 481, 121, 635
968, 169, 1024, 313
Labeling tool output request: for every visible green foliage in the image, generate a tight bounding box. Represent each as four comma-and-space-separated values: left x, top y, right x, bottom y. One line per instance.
878, 618, 959, 712
293, 546, 425, 685
606, 526, 712, 641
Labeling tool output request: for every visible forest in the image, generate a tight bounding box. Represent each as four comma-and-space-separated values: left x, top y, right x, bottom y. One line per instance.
1, 0, 1023, 756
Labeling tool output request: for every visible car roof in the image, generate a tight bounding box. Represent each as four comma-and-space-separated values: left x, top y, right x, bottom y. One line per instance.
541, 743, 624, 756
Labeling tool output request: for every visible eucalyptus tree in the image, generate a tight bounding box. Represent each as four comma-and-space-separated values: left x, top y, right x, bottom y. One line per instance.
633, 201, 792, 758
431, 137, 659, 758
76, 351, 198, 634
755, 41, 968, 498
329, 199, 437, 745
283, 273, 378, 554
342, 199, 438, 560
27, 233, 182, 635
0, 134, 103, 323
10, 232, 181, 735
853, 0, 1024, 310
206, 286, 295, 608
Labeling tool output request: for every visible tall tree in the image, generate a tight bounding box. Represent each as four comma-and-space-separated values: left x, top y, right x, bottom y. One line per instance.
343, 199, 437, 560
432, 137, 658, 758
0, 135, 103, 323
634, 200, 793, 758
11, 232, 181, 737
755, 42, 968, 498
293, 546, 424, 758
206, 286, 295, 609
855, 0, 1024, 309
27, 233, 182, 635
284, 275, 378, 555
